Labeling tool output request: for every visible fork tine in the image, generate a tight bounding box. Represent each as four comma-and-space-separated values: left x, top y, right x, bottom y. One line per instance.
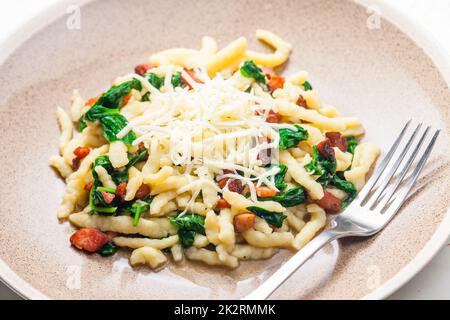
358, 120, 411, 202
365, 123, 423, 209
381, 129, 440, 222
375, 126, 431, 211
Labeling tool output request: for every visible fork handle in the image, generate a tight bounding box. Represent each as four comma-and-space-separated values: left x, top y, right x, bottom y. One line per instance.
242, 229, 342, 300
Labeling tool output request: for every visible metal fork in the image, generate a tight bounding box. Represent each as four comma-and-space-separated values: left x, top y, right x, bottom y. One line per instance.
243, 120, 440, 300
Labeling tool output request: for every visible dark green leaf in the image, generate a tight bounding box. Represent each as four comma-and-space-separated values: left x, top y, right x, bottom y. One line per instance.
141, 92, 151, 102
171, 72, 184, 88
144, 72, 164, 90
279, 125, 309, 150
258, 187, 306, 207
84, 105, 120, 122
330, 174, 357, 208
170, 213, 205, 247
130, 199, 151, 226
346, 136, 357, 155
96, 79, 141, 109
110, 169, 129, 185
98, 242, 119, 257
240, 60, 266, 84
99, 114, 137, 145
304, 146, 324, 175
127, 149, 148, 169
246, 206, 286, 228
303, 81, 313, 91
77, 116, 87, 132
274, 164, 288, 191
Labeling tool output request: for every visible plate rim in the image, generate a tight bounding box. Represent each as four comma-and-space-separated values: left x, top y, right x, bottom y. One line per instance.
0, 0, 449, 300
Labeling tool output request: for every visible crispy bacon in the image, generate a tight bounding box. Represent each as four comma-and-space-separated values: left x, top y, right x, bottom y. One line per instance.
73, 146, 90, 159
325, 132, 347, 152
266, 110, 281, 123
115, 182, 127, 203
181, 68, 204, 89
123, 93, 132, 106
296, 95, 308, 108
255, 187, 277, 198
70, 228, 110, 253
135, 184, 151, 200
218, 170, 244, 194
134, 63, 153, 76
84, 181, 93, 191
257, 136, 272, 167
267, 75, 285, 92
317, 138, 335, 160
99, 190, 115, 204
233, 213, 256, 232
216, 198, 231, 209
72, 157, 81, 170
313, 190, 341, 213
85, 93, 103, 107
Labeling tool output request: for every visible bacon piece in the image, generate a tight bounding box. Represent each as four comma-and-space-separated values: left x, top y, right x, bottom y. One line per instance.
72, 157, 81, 170
123, 93, 132, 106
99, 190, 115, 204
256, 187, 277, 198
135, 184, 151, 200
313, 190, 341, 213
228, 179, 244, 194
317, 138, 335, 160
216, 198, 231, 209
296, 95, 308, 108
72, 147, 90, 170
267, 75, 285, 92
181, 68, 204, 89
115, 182, 127, 203
325, 132, 347, 152
136, 142, 149, 161
265, 110, 281, 123
234, 213, 256, 232
218, 171, 244, 194
70, 228, 110, 253
85, 93, 103, 107
73, 146, 90, 159
257, 136, 272, 167
134, 63, 153, 76
84, 181, 94, 191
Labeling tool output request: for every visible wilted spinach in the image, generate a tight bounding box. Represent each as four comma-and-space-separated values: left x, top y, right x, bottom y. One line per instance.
246, 206, 286, 228
240, 60, 266, 84
258, 187, 306, 208
279, 125, 309, 150
170, 213, 205, 247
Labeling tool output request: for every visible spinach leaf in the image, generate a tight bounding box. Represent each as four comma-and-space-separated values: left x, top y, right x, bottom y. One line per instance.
171, 72, 184, 88
240, 60, 266, 84
110, 169, 129, 185
279, 125, 309, 150
258, 187, 306, 207
330, 174, 357, 208
346, 136, 357, 155
84, 80, 140, 145
274, 164, 288, 191
89, 186, 117, 215
305, 145, 336, 186
96, 79, 141, 109
99, 114, 137, 145
144, 72, 164, 90
170, 213, 205, 247
77, 116, 87, 132
141, 92, 151, 102
84, 105, 120, 121
246, 206, 286, 228
304, 146, 323, 175
98, 242, 119, 257
131, 199, 151, 226
127, 149, 148, 169
303, 81, 313, 91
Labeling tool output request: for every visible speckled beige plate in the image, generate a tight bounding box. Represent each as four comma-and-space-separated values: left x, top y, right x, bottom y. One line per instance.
0, 0, 449, 300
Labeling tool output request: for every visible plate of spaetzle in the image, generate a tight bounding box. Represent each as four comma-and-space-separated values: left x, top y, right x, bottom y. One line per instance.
0, 0, 449, 300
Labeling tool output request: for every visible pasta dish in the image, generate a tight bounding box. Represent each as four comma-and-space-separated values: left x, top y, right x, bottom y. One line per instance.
50, 30, 379, 269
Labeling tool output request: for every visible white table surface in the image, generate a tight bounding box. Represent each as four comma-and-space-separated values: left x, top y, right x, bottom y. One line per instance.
0, 0, 449, 300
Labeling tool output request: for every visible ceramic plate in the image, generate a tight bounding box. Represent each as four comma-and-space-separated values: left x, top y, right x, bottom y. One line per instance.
0, 0, 449, 299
